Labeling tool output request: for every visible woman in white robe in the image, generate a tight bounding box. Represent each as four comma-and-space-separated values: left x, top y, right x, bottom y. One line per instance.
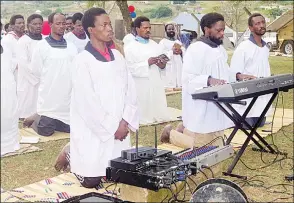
1, 42, 20, 156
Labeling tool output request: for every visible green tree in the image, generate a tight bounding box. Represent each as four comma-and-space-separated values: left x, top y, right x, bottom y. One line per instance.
150, 6, 173, 18
268, 8, 283, 19
55, 8, 62, 13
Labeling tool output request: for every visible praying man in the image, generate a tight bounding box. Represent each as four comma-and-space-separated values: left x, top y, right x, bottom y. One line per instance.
23, 12, 78, 136
16, 14, 43, 120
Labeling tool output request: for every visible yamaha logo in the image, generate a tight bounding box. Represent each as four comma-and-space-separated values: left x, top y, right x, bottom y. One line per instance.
234, 87, 248, 95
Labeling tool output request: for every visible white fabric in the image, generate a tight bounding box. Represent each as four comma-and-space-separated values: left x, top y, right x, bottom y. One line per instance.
16, 35, 42, 118
124, 39, 172, 125
2, 31, 21, 83
70, 49, 139, 177
64, 32, 89, 53
159, 38, 184, 88
30, 39, 78, 125
230, 40, 272, 117
1, 42, 20, 156
182, 41, 236, 134
123, 33, 135, 47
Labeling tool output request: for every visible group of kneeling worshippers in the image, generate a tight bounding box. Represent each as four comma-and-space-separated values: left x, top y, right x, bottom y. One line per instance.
1, 7, 272, 189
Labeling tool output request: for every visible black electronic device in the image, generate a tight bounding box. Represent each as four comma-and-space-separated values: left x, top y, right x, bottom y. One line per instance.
106, 154, 197, 191
121, 146, 158, 161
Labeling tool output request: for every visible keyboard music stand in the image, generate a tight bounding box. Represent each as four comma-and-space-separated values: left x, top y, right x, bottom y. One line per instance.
211, 90, 287, 180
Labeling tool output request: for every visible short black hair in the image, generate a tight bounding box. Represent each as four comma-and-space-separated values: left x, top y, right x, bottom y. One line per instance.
66, 16, 73, 21
48, 12, 65, 24
248, 13, 264, 26
200, 12, 224, 34
72, 12, 83, 24
82, 7, 107, 38
27, 14, 43, 25
134, 16, 150, 29
4, 23, 9, 30
10, 14, 24, 25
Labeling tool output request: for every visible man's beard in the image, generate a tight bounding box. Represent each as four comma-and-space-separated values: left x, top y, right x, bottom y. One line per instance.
209, 36, 223, 45
166, 31, 175, 38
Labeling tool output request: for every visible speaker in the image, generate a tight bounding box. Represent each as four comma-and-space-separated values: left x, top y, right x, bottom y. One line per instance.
190, 178, 248, 202
62, 192, 131, 203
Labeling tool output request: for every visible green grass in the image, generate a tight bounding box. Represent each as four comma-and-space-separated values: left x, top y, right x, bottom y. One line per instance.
1, 55, 293, 202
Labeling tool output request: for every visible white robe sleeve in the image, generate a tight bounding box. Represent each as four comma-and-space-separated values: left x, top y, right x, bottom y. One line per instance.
17, 40, 39, 85
30, 42, 44, 80
230, 45, 246, 76
124, 44, 150, 77
122, 63, 139, 132
72, 58, 120, 140
182, 47, 210, 94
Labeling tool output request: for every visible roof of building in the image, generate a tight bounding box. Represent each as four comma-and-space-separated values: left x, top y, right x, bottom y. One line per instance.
267, 10, 293, 32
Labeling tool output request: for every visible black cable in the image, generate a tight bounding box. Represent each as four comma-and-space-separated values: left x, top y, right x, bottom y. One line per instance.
201, 165, 214, 178
198, 169, 208, 180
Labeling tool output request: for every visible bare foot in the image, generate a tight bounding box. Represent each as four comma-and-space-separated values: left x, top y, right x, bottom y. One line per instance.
176, 122, 185, 133
160, 124, 173, 143
23, 113, 39, 127
54, 142, 70, 172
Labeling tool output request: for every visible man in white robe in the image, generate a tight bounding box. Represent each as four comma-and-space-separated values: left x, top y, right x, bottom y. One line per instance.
159, 23, 185, 89
65, 16, 74, 34
124, 16, 171, 125
160, 13, 255, 149
1, 41, 20, 156
64, 12, 89, 53
24, 12, 78, 136
123, 21, 136, 47
230, 13, 271, 129
17, 14, 43, 120
54, 8, 139, 189
2, 15, 25, 83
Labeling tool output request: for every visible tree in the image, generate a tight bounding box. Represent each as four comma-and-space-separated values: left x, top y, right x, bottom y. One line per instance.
86, 1, 106, 9
268, 7, 283, 19
115, 0, 132, 33
213, 1, 253, 46
150, 6, 173, 18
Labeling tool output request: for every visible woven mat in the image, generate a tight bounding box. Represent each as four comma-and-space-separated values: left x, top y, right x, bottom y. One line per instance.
1, 173, 118, 202
2, 144, 42, 158
19, 128, 70, 143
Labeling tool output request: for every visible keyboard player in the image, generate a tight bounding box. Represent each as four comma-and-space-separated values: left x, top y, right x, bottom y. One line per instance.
160, 13, 255, 149
230, 13, 271, 129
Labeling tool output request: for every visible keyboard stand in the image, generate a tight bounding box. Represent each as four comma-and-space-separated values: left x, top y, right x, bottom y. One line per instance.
212, 91, 287, 180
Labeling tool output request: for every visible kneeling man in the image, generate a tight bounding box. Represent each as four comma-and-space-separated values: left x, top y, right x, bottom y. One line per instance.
56, 8, 139, 189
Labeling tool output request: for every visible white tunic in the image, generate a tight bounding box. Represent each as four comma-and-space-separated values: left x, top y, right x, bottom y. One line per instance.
70, 49, 139, 177
182, 41, 235, 133
1, 43, 20, 156
124, 39, 172, 125
30, 39, 78, 124
2, 31, 21, 82
123, 33, 135, 47
230, 40, 272, 117
64, 32, 89, 53
159, 38, 184, 88
16, 35, 42, 118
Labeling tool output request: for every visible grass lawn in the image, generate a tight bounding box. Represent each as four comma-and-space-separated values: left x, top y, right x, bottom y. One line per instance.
1, 55, 293, 202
